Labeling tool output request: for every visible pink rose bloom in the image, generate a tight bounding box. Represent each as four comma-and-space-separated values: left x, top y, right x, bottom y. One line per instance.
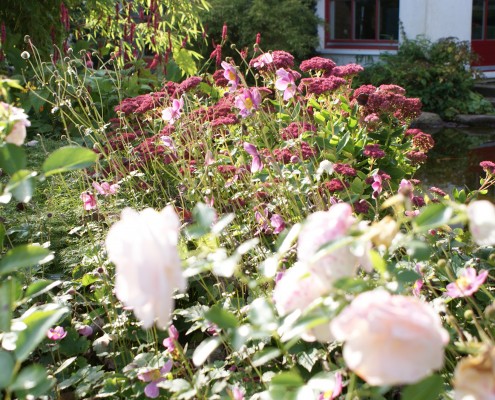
330, 289, 449, 386
446, 267, 488, 298
47, 326, 67, 340
297, 203, 370, 285
467, 200, 495, 246
80, 192, 97, 210
273, 263, 328, 316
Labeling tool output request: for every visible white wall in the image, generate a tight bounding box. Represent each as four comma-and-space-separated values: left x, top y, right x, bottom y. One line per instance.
401, 0, 472, 42
316, 0, 472, 64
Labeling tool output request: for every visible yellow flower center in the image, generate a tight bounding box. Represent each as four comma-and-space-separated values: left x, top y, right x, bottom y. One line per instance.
245, 98, 253, 109
455, 276, 470, 290
149, 369, 162, 381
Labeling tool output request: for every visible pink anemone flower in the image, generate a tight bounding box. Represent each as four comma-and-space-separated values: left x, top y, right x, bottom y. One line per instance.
446, 267, 489, 298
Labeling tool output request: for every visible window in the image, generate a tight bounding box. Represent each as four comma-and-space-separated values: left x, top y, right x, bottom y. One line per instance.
325, 0, 399, 48
472, 0, 495, 40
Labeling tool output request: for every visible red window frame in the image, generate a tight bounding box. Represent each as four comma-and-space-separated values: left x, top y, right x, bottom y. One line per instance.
324, 0, 399, 50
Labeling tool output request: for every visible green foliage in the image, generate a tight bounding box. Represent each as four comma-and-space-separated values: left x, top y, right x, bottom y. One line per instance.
199, 0, 320, 63
356, 36, 495, 119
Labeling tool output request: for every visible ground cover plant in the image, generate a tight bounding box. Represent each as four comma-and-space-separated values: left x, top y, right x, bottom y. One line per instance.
1, 27, 495, 400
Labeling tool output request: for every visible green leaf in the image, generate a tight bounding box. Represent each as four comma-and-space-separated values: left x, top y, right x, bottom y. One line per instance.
0, 350, 15, 389
0, 143, 27, 175
0, 244, 53, 275
42, 146, 98, 176
406, 240, 432, 261
336, 132, 350, 154
205, 305, 238, 330
271, 371, 304, 387
188, 202, 216, 237
350, 177, 364, 195
0, 277, 17, 331
413, 203, 453, 231
192, 336, 221, 366
14, 303, 68, 362
24, 279, 62, 299
402, 374, 443, 400
369, 250, 387, 276
248, 298, 275, 327
174, 48, 197, 76
252, 347, 282, 367
10, 364, 47, 391
396, 269, 421, 284
5, 169, 37, 203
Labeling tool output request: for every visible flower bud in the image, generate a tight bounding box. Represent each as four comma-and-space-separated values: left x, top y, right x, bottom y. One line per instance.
21, 51, 30, 60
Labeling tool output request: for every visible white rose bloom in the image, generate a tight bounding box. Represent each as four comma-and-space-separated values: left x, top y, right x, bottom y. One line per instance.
106, 206, 186, 329
467, 200, 495, 246
1, 102, 31, 146
454, 347, 495, 400
330, 289, 449, 386
273, 263, 328, 316
297, 203, 370, 285
5, 121, 27, 146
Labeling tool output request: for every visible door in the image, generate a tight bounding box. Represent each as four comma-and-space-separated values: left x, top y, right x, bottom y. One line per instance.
472, 0, 495, 67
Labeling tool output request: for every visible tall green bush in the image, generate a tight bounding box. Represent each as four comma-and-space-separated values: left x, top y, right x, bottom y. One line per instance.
356, 36, 494, 119
199, 0, 320, 63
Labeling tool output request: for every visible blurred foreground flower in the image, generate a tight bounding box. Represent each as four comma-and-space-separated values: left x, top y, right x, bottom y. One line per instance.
467, 200, 495, 246
330, 289, 449, 386
105, 206, 186, 329
47, 326, 67, 340
273, 262, 327, 316
446, 267, 488, 298
454, 347, 495, 400
1, 102, 31, 146
297, 203, 371, 285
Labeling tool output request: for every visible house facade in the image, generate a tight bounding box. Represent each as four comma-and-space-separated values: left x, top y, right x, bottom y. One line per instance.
316, 0, 495, 75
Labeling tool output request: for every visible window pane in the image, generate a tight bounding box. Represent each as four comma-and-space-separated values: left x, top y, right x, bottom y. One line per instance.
472, 0, 484, 39
329, 0, 352, 39
380, 0, 399, 40
487, 1, 495, 39
355, 0, 376, 39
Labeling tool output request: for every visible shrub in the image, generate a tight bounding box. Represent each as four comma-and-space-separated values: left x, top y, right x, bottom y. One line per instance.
356, 36, 494, 119
199, 0, 320, 65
